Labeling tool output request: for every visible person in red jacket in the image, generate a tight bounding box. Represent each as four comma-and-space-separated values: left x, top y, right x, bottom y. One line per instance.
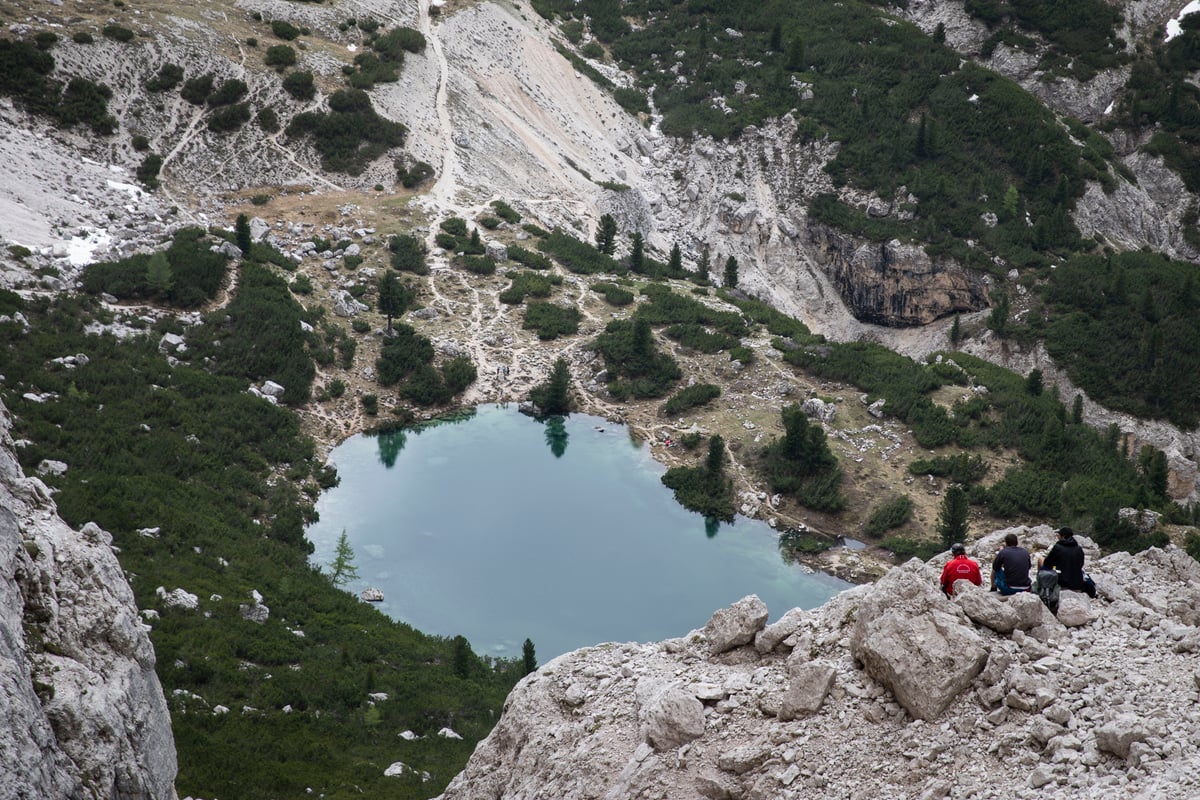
940, 542, 982, 596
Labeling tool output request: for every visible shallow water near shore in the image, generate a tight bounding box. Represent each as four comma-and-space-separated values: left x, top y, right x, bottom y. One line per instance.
307, 404, 849, 660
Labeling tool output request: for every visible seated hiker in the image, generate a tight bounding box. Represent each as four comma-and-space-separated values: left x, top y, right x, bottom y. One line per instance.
992, 532, 1032, 594
1040, 526, 1097, 598
940, 543, 982, 597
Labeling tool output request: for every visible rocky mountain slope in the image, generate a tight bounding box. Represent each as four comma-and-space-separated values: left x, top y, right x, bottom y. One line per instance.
0, 398, 176, 799
437, 527, 1200, 799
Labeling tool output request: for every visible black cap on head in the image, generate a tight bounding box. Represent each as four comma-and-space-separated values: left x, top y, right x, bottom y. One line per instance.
951, 542, 966, 555
1058, 526, 1074, 538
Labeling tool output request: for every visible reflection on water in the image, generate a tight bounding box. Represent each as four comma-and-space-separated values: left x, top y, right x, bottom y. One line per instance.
309, 405, 848, 660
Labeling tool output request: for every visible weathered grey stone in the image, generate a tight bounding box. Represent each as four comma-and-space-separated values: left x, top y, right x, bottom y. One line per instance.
850, 560, 987, 720
486, 240, 508, 261
955, 583, 1020, 633
1056, 593, 1096, 628
717, 744, 769, 774
705, 595, 769, 654
331, 290, 368, 317
643, 686, 705, 751
754, 607, 807, 653
1095, 715, 1149, 760
778, 661, 836, 720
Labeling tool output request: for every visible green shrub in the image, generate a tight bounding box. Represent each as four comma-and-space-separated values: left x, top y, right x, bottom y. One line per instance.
72, 31, 95, 45
82, 227, 227, 308
271, 20, 301, 40
290, 274, 313, 295
131, 133, 150, 151
499, 271, 560, 304
908, 453, 989, 483
458, 255, 496, 275
34, 31, 58, 50
593, 317, 680, 398
592, 282, 634, 306
388, 234, 428, 274
881, 536, 943, 561
207, 79, 248, 107
281, 70, 315, 100
256, 107, 280, 133
478, 216, 502, 230
524, 303, 582, 340
207, 103, 251, 134
136, 153, 163, 188
264, 45, 297, 69
439, 217, 469, 236
102, 24, 135, 42
662, 383, 720, 416
395, 159, 433, 188
507, 245, 552, 270
537, 229, 622, 275
490, 200, 521, 223
864, 496, 914, 536
760, 405, 845, 512
179, 73, 213, 105
285, 89, 406, 175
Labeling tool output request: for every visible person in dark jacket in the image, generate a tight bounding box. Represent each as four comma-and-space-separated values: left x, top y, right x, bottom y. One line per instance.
1041, 527, 1096, 597
992, 532, 1032, 593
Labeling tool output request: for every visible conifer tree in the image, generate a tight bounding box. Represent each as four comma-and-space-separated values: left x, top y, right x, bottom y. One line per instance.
937, 484, 969, 550
629, 231, 645, 274
145, 250, 173, 298
723, 255, 738, 288
522, 638, 537, 675
668, 242, 682, 274
329, 529, 360, 586
949, 312, 961, 346
595, 214, 617, 254
235, 213, 253, 255
377, 270, 410, 333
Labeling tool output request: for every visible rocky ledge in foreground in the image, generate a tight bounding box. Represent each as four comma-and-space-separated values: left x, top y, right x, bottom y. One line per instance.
438, 528, 1200, 800
0, 398, 176, 798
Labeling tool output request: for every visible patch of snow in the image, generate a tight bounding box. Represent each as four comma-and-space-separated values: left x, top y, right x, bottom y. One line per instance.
1166, 1, 1200, 41
67, 228, 112, 266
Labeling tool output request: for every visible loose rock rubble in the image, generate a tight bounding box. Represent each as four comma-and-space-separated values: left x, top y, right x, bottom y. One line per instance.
438, 526, 1200, 800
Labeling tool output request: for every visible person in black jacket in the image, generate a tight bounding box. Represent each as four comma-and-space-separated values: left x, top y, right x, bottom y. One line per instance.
1041, 527, 1096, 598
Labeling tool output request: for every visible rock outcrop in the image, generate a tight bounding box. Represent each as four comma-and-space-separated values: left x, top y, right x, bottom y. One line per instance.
438, 526, 1200, 799
0, 399, 176, 798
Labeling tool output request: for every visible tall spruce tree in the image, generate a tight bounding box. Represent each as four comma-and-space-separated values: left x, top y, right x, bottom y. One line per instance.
937, 484, 970, 550
235, 213, 252, 255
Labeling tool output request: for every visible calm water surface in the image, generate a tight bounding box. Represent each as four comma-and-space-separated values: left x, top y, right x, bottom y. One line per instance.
307, 405, 848, 660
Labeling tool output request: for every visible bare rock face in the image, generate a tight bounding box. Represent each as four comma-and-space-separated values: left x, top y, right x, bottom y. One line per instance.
0, 400, 176, 798
806, 224, 990, 326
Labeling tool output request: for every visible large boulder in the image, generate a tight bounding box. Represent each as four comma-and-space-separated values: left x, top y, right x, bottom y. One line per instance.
642, 686, 705, 751
850, 560, 988, 720
778, 660, 836, 720
704, 595, 769, 655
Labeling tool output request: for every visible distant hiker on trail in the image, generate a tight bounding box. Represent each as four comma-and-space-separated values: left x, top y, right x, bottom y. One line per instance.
992, 532, 1032, 594
940, 543, 982, 596
1041, 526, 1097, 598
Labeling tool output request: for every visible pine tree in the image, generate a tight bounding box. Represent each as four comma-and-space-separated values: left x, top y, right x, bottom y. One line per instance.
786, 37, 805, 71
949, 312, 961, 346
1072, 394, 1083, 424
235, 213, 253, 255
469, 227, 481, 249
937, 485, 969, 551
145, 250, 173, 298
915, 113, 928, 159
770, 23, 783, 52
529, 357, 571, 415
1025, 368, 1043, 396
522, 638, 537, 675
668, 242, 682, 275
629, 231, 645, 274
723, 255, 738, 288
377, 271, 411, 333
329, 529, 359, 586
595, 214, 617, 255
933, 22, 946, 44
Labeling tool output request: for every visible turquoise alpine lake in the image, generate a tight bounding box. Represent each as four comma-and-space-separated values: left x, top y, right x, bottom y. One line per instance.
306, 404, 849, 661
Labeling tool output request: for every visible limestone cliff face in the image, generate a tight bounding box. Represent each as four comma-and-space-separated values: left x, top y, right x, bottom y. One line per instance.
0, 400, 176, 799
438, 527, 1200, 800
805, 223, 991, 326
